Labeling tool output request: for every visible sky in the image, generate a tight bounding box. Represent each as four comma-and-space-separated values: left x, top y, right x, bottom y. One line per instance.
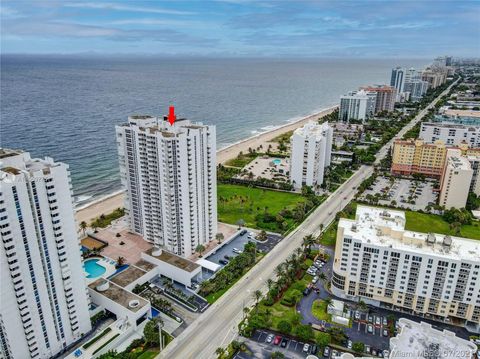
1, 0, 479, 58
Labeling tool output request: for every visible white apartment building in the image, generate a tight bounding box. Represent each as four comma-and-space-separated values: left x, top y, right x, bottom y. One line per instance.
116, 115, 217, 258
0, 149, 91, 359
468, 155, 480, 195
439, 149, 473, 209
419, 122, 480, 147
332, 206, 480, 332
289, 122, 333, 190
339, 90, 376, 122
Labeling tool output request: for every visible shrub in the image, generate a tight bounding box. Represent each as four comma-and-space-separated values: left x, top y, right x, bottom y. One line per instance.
277, 320, 292, 334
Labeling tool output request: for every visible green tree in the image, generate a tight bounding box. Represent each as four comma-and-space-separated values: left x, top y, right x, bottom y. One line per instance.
195, 244, 206, 257
271, 352, 285, 359
316, 332, 331, 349
215, 232, 224, 244
253, 290, 262, 306
352, 342, 365, 353
116, 256, 126, 268
277, 320, 292, 334
215, 347, 226, 358
295, 324, 314, 341
144, 317, 163, 346
256, 230, 268, 241
236, 219, 245, 228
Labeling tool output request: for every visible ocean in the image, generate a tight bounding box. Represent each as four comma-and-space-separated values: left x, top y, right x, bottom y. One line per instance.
1, 55, 428, 206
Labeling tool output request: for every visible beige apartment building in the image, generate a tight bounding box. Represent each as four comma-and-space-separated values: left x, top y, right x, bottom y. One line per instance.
332, 206, 480, 332
439, 149, 474, 209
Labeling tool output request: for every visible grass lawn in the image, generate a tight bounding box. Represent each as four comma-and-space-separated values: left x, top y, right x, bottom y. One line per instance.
405, 211, 480, 240
224, 153, 258, 168
311, 300, 332, 322
319, 221, 338, 247
218, 184, 306, 232
258, 300, 299, 330
137, 349, 159, 359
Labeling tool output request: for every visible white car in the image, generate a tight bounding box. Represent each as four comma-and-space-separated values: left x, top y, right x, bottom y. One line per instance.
302, 343, 310, 353
312, 276, 319, 284
266, 334, 274, 343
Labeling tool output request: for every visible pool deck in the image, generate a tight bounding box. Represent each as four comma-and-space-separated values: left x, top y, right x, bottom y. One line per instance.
84, 257, 117, 285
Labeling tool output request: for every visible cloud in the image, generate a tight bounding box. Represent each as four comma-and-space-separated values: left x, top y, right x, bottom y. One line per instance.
64, 2, 194, 16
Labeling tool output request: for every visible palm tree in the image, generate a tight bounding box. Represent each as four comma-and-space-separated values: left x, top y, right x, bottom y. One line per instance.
302, 234, 315, 255
324, 297, 333, 309
358, 299, 367, 311
80, 221, 88, 236
215, 347, 226, 358
116, 256, 126, 268
266, 278, 274, 292
243, 306, 250, 319
319, 272, 327, 281
253, 290, 262, 306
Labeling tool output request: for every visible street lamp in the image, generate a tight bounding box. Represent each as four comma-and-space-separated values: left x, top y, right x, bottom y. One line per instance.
158, 320, 164, 351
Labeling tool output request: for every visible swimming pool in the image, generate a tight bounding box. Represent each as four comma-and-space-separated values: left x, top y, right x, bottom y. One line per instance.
272, 158, 281, 165
84, 258, 106, 279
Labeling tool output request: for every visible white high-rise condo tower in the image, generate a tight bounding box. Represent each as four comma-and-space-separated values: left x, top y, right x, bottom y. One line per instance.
0, 149, 91, 359
116, 114, 217, 257
289, 122, 333, 190
339, 90, 376, 122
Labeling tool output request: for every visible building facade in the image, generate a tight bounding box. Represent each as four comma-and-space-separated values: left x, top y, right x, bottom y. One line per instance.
422, 68, 447, 89
289, 122, 333, 190
419, 121, 480, 147
339, 90, 376, 122
390, 67, 406, 100
0, 149, 91, 359
359, 85, 396, 113
391, 139, 448, 178
439, 149, 473, 209
116, 115, 217, 258
332, 206, 480, 331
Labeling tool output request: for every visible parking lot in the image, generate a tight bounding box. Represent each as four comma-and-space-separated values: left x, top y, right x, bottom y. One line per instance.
360, 176, 438, 211
348, 311, 391, 356
205, 230, 283, 267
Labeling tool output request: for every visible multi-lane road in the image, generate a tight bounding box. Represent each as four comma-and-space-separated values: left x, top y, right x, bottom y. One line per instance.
158, 79, 458, 359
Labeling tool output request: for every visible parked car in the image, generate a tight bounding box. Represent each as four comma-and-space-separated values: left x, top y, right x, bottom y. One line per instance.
323, 346, 330, 357
372, 349, 377, 356
365, 345, 371, 354
331, 350, 338, 357
375, 317, 381, 326
219, 259, 228, 265
383, 317, 388, 326
303, 287, 312, 296
266, 334, 274, 343
383, 329, 389, 337
310, 344, 318, 354
273, 335, 282, 345
347, 340, 352, 349
281, 338, 288, 348
302, 343, 310, 353
354, 311, 361, 320
312, 276, 319, 284
368, 315, 373, 323
224, 255, 231, 260
367, 324, 374, 333
240, 229, 247, 235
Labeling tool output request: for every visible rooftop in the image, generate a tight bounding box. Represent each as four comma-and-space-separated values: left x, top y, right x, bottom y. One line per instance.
0, 148, 22, 159
390, 318, 476, 359
109, 266, 147, 288
294, 121, 331, 139
89, 279, 149, 312
446, 154, 471, 170
145, 248, 200, 272
339, 205, 480, 262
134, 259, 157, 272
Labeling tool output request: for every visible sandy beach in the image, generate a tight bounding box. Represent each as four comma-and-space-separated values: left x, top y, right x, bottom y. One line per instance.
75, 105, 338, 225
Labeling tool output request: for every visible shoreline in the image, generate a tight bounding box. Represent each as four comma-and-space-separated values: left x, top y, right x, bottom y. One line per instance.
75, 104, 338, 225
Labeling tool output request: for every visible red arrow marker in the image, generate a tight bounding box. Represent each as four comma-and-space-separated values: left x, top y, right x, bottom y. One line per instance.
168, 106, 176, 126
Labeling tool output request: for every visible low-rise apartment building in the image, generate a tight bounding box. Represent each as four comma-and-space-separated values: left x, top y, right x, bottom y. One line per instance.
332, 206, 480, 332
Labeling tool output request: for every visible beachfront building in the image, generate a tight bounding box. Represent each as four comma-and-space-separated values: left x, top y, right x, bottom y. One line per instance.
390, 67, 406, 102
422, 67, 447, 89
339, 90, 376, 122
332, 205, 480, 331
0, 149, 91, 359
289, 122, 333, 190
359, 85, 396, 113
439, 149, 473, 209
116, 115, 217, 258
419, 121, 480, 147
404, 79, 429, 102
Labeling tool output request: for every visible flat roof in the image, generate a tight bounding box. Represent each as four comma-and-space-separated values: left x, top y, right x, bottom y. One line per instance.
134, 259, 157, 272
145, 248, 200, 272
109, 266, 146, 288
339, 205, 480, 262
89, 279, 149, 313
391, 318, 476, 359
